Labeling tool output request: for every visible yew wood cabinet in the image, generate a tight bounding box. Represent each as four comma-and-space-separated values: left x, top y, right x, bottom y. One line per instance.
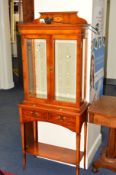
18, 12, 88, 175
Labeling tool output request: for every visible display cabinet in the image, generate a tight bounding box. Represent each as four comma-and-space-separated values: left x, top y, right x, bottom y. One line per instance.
18, 12, 88, 175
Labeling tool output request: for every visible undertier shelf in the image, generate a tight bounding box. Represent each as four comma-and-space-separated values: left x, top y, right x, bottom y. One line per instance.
26, 142, 84, 165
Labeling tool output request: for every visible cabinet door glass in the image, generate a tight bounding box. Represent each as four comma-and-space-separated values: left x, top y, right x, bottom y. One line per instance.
55, 40, 77, 103
26, 39, 47, 99
81, 39, 86, 101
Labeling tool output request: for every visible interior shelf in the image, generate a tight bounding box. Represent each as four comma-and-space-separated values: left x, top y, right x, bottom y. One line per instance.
26, 142, 84, 165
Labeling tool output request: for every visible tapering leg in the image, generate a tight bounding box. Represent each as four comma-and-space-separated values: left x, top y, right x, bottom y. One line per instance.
20, 122, 26, 169
22, 150, 26, 169
84, 122, 87, 169
33, 121, 38, 142
76, 133, 81, 175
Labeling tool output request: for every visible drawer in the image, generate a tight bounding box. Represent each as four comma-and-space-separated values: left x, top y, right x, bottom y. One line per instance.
22, 109, 48, 121
48, 113, 76, 132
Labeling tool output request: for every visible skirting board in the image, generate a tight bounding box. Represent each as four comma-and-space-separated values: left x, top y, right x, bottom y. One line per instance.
36, 133, 102, 169
0, 81, 14, 90
83, 133, 102, 169
104, 78, 116, 85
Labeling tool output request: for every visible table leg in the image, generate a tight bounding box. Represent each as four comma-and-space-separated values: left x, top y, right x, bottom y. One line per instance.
33, 121, 38, 142
84, 122, 87, 169
20, 123, 26, 169
107, 128, 116, 158
76, 133, 80, 175
92, 128, 116, 172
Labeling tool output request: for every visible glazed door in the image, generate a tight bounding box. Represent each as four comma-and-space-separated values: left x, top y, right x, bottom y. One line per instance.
52, 35, 82, 106
22, 35, 85, 105
54, 39, 77, 103
23, 36, 49, 100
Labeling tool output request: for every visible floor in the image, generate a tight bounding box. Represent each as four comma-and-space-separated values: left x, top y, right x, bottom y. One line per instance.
0, 85, 116, 175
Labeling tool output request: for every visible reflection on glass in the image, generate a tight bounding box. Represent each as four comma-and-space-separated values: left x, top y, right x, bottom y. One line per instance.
26, 39, 33, 93
55, 40, 77, 102
26, 39, 47, 99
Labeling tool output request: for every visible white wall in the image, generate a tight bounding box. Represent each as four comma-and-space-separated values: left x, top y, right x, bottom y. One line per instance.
0, 0, 14, 89
34, 0, 92, 23
106, 0, 116, 79
34, 0, 103, 169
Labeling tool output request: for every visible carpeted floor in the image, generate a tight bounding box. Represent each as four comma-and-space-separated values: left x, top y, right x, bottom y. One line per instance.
0, 86, 116, 175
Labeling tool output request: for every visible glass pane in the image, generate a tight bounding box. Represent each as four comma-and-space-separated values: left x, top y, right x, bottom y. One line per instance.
81, 39, 86, 101
26, 39, 47, 99
26, 39, 34, 94
55, 40, 77, 103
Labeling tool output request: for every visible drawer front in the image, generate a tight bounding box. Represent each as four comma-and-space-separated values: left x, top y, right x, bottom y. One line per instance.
94, 114, 109, 126
22, 109, 48, 122
20, 108, 76, 131
48, 113, 76, 132
94, 114, 116, 128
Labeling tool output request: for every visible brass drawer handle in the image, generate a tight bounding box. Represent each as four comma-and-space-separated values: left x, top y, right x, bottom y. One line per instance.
30, 111, 34, 114
30, 111, 38, 116
57, 115, 65, 121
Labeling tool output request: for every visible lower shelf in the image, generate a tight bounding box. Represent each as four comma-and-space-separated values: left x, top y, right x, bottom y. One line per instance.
26, 142, 84, 165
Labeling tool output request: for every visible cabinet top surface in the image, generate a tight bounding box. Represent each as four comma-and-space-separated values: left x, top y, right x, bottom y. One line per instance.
88, 96, 116, 117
